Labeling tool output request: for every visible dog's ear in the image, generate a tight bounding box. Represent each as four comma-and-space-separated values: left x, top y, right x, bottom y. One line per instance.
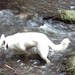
1, 34, 5, 40
0, 34, 6, 45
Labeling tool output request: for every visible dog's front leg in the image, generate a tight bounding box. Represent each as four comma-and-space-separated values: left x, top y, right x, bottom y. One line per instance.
19, 45, 30, 55
20, 44, 26, 52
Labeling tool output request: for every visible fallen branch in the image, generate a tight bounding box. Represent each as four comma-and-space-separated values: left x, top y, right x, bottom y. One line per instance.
5, 64, 20, 75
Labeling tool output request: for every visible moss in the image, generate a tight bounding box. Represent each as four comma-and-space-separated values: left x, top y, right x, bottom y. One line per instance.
58, 10, 75, 23
65, 56, 75, 75
0, 70, 9, 75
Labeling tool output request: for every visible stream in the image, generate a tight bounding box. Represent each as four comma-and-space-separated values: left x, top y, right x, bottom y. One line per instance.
0, 0, 75, 75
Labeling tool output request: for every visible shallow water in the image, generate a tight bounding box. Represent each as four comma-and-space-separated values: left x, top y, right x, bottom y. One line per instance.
0, 0, 75, 75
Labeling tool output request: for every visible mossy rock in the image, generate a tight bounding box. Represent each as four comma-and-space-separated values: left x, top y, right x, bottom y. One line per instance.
65, 56, 75, 75
43, 9, 75, 23
0, 71, 9, 75
58, 10, 75, 23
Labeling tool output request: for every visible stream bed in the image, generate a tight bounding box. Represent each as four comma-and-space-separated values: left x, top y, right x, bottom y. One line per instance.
0, 0, 75, 75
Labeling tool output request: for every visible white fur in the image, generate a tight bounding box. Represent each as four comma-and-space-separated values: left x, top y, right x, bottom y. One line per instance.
0, 32, 70, 66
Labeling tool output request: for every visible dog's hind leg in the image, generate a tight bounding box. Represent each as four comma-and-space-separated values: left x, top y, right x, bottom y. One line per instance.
37, 44, 50, 66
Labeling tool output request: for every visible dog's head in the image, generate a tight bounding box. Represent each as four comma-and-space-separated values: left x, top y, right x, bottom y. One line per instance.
0, 34, 6, 50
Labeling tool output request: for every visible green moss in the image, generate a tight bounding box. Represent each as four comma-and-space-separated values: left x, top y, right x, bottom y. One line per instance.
0, 70, 9, 75
65, 56, 75, 75
58, 10, 75, 23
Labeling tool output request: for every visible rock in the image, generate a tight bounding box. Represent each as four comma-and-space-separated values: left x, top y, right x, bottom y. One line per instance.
20, 13, 33, 19
65, 56, 75, 75
63, 51, 75, 75
43, 10, 75, 23
0, 0, 13, 9
58, 10, 75, 23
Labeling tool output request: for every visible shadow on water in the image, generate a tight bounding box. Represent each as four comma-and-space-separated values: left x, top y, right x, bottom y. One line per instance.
0, 0, 75, 75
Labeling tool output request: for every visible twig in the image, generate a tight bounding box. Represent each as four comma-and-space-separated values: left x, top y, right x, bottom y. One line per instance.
5, 64, 20, 75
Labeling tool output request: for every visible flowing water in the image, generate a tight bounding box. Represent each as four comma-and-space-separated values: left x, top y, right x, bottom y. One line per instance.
0, 0, 75, 75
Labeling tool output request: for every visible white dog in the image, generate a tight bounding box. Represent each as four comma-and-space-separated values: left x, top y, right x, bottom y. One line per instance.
0, 32, 70, 66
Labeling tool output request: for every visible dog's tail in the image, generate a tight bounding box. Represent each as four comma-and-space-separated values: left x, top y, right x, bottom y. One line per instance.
48, 38, 70, 51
